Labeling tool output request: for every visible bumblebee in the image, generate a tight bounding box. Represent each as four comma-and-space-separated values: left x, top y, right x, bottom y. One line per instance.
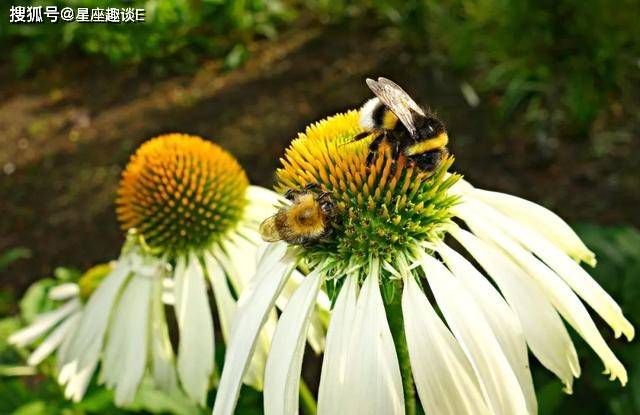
259, 184, 336, 246
354, 77, 449, 174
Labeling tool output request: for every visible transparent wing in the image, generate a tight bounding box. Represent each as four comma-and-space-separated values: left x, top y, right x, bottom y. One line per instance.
366, 77, 424, 138
259, 216, 282, 242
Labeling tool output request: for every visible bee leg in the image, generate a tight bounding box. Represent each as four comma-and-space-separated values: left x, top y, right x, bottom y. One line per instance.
388, 140, 402, 176
304, 183, 319, 192
284, 189, 298, 201
352, 131, 372, 142
302, 239, 317, 249
411, 148, 446, 176
340, 131, 373, 149
365, 133, 385, 166
317, 188, 335, 200
316, 227, 334, 244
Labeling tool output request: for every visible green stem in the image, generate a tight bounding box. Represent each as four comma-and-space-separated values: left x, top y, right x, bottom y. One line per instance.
385, 282, 416, 415
299, 378, 317, 415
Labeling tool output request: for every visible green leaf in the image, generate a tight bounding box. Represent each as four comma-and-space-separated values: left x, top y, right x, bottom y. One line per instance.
223, 44, 248, 70
125, 377, 203, 415
0, 248, 31, 271
19, 279, 56, 323
12, 401, 47, 415
75, 388, 122, 413
53, 267, 81, 282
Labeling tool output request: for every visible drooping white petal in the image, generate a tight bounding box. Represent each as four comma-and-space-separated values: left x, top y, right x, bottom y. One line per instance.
214, 239, 253, 293
243, 310, 278, 392
162, 277, 176, 305
244, 185, 282, 222
101, 276, 152, 405
27, 311, 81, 366
246, 185, 282, 207
204, 251, 237, 343
63, 258, 131, 370
317, 276, 358, 415
207, 247, 278, 391
174, 253, 214, 406
60, 360, 97, 402
470, 187, 596, 265
451, 228, 581, 392
343, 266, 405, 415
150, 275, 177, 393
420, 253, 529, 415
436, 242, 537, 414
447, 175, 474, 196
56, 313, 81, 371
9, 298, 81, 347
464, 213, 629, 385
264, 270, 322, 415
465, 198, 634, 341
402, 275, 490, 415
277, 269, 326, 354
213, 242, 295, 415
48, 283, 80, 301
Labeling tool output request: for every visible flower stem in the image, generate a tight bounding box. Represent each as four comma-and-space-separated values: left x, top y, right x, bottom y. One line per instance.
299, 378, 317, 415
385, 282, 416, 415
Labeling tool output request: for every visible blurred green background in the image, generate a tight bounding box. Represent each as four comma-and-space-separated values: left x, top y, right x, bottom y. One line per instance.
1, 0, 638, 413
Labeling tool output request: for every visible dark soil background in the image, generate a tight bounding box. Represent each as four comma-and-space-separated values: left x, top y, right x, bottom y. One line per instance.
1, 23, 639, 301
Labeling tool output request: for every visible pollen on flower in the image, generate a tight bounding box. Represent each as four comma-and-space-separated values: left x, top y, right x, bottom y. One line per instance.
116, 134, 248, 257
276, 111, 460, 276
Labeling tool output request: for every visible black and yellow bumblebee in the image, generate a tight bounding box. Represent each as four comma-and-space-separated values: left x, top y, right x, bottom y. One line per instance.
259, 184, 337, 246
354, 77, 449, 174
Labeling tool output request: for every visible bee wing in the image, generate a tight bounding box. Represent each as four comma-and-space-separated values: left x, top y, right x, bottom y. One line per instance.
366, 77, 425, 139
259, 215, 282, 242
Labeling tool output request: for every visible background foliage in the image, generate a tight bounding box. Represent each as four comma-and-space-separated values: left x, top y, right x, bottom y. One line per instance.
3, 0, 639, 138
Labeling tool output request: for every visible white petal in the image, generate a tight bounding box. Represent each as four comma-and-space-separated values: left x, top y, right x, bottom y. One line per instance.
212, 242, 295, 415
247, 185, 282, 207
174, 253, 214, 406
343, 266, 404, 415
162, 277, 176, 305
264, 270, 321, 415
244, 185, 282, 221
56, 312, 82, 371
467, 198, 633, 341
207, 248, 277, 391
464, 213, 629, 385
9, 299, 80, 347
421, 253, 529, 415
48, 283, 80, 301
27, 311, 80, 366
471, 187, 596, 265
317, 276, 358, 415
204, 251, 237, 343
451, 228, 581, 392
150, 275, 177, 393
101, 276, 152, 405
243, 309, 278, 391
216, 234, 259, 292
63, 258, 131, 370
60, 360, 97, 402
402, 275, 490, 415
277, 269, 326, 354
436, 242, 537, 414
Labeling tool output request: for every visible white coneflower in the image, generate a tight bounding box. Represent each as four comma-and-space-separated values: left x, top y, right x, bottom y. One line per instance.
59, 133, 324, 407
9, 263, 114, 401
212, 111, 634, 415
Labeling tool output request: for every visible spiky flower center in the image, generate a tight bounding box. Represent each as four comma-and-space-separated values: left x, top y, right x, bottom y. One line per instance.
116, 134, 248, 258
276, 111, 460, 279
